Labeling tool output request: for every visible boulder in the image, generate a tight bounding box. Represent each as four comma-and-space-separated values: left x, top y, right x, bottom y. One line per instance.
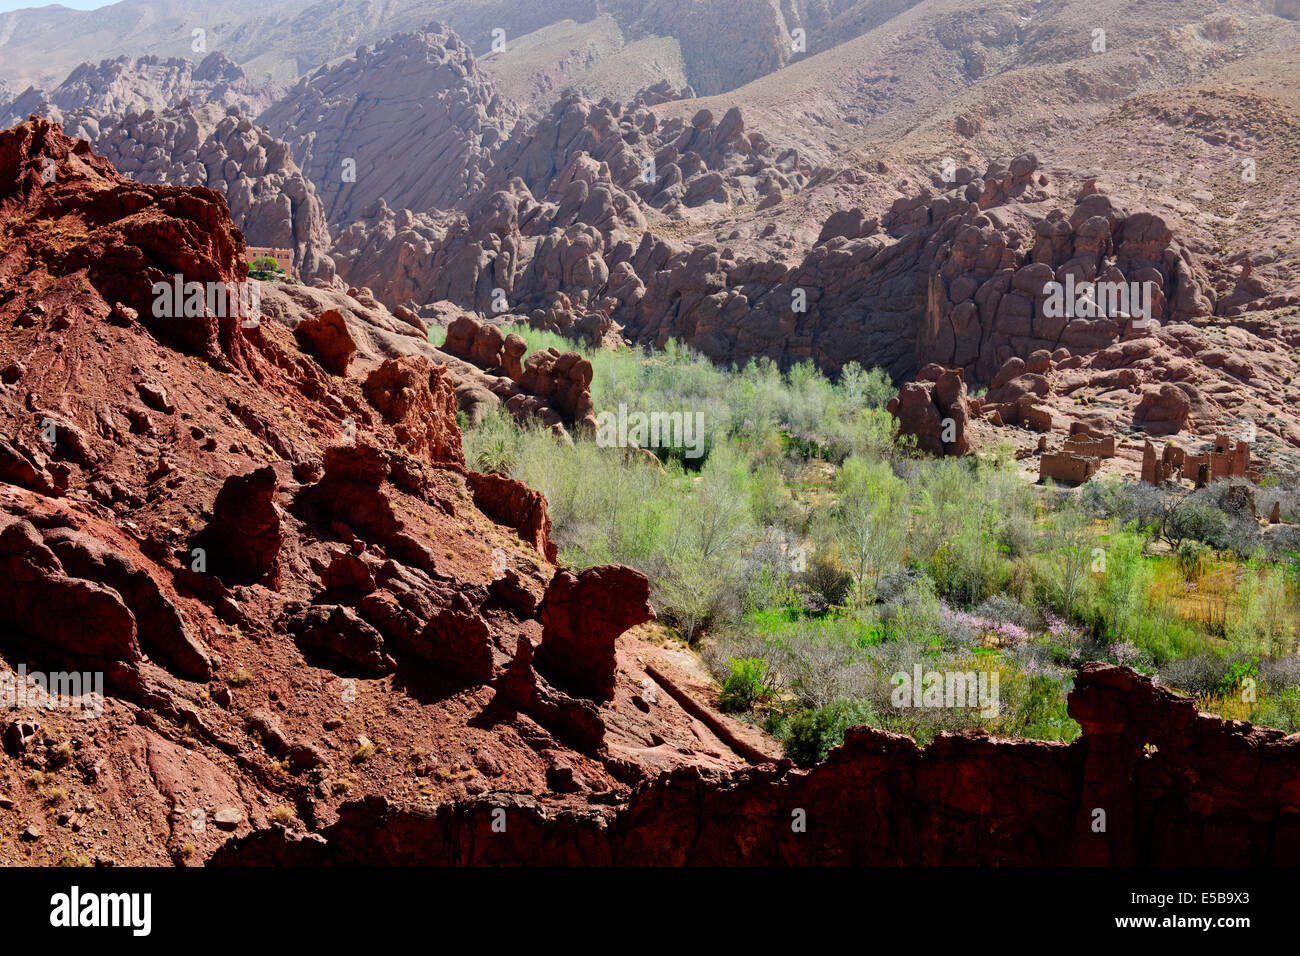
536, 566, 655, 701
295, 309, 356, 374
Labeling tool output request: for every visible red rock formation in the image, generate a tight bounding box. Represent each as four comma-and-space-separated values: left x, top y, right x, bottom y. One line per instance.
258, 25, 518, 227
287, 604, 396, 677
1133, 383, 1191, 436
536, 566, 656, 701
45, 525, 213, 679
441, 313, 597, 435
362, 356, 464, 466
193, 465, 283, 587
1, 117, 259, 372
69, 102, 336, 283
466, 470, 558, 563
0, 121, 780, 866
0, 518, 143, 665
216, 663, 1300, 866
887, 363, 969, 456
295, 308, 356, 374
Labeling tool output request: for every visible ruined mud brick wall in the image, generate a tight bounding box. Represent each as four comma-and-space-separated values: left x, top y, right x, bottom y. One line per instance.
1039, 451, 1098, 484
1142, 440, 1184, 486
216, 664, 1300, 866
1181, 435, 1253, 485
1062, 434, 1115, 459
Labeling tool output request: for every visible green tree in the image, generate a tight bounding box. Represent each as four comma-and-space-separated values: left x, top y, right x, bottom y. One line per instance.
833, 455, 907, 601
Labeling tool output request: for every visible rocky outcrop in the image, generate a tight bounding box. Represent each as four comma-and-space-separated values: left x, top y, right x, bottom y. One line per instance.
1, 52, 276, 128
74, 103, 335, 282
536, 566, 655, 701
294, 308, 356, 374
335, 149, 1220, 399
979, 325, 1300, 449
887, 363, 970, 456
216, 663, 1300, 865
466, 471, 558, 563
0, 117, 259, 371
331, 88, 812, 321
44, 526, 213, 680
259, 24, 518, 227
440, 313, 596, 436
287, 604, 396, 677
518, 349, 598, 435
193, 466, 283, 587
362, 357, 465, 466
0, 518, 142, 666
1132, 383, 1191, 436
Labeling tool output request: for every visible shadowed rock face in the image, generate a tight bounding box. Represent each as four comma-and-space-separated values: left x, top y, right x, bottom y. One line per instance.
0, 122, 726, 863
259, 24, 519, 227
69, 103, 337, 283
214, 663, 1300, 866
1, 52, 276, 127
193, 465, 284, 587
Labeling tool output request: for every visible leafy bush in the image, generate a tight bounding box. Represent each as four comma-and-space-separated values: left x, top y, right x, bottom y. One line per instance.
474, 436, 519, 475
452, 328, 1299, 729
1175, 540, 1212, 582
799, 553, 853, 610
781, 697, 874, 767
1160, 495, 1228, 551
718, 658, 774, 712
1252, 688, 1300, 733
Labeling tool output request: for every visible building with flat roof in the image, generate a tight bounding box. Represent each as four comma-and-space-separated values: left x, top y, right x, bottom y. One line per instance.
246, 246, 293, 275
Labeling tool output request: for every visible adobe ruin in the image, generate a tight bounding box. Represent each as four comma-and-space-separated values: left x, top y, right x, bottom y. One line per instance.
1038, 422, 1115, 485
1142, 434, 1258, 488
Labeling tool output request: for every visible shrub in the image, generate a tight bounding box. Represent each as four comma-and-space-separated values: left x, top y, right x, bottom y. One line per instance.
781, 697, 874, 767
973, 594, 1041, 632
1160, 495, 1228, 551
1175, 540, 1212, 582
474, 436, 519, 475
718, 658, 773, 712
880, 576, 942, 642
1253, 688, 1300, 733
799, 553, 853, 609
1159, 654, 1231, 696
1226, 563, 1295, 655
1260, 655, 1300, 692
1082, 478, 1164, 530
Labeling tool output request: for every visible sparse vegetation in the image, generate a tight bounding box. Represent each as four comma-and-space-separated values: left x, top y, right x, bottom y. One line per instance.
458, 336, 1300, 759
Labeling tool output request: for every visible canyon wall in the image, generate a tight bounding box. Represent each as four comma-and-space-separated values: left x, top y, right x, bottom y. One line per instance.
216, 663, 1300, 866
